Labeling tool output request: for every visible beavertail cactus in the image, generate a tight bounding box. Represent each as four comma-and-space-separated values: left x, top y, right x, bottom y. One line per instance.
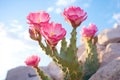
25, 6, 99, 80
81, 23, 99, 80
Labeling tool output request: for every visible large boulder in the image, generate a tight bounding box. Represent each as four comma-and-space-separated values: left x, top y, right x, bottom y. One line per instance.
6, 66, 52, 80
98, 24, 120, 45
89, 24, 120, 80
101, 43, 120, 67
96, 44, 106, 63
89, 57, 120, 80
47, 62, 64, 80
6, 66, 39, 80
77, 44, 86, 62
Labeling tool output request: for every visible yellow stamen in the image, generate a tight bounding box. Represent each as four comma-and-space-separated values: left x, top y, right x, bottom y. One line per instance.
37, 19, 40, 22
50, 32, 54, 36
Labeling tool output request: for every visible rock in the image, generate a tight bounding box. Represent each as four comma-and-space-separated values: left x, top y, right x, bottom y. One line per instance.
6, 66, 39, 80
101, 43, 120, 67
6, 66, 53, 80
6, 61, 88, 80
96, 44, 106, 53
40, 66, 49, 76
113, 23, 120, 28
77, 44, 85, 62
96, 43, 106, 63
98, 24, 120, 45
77, 44, 85, 57
40, 66, 53, 80
47, 62, 64, 80
89, 57, 120, 80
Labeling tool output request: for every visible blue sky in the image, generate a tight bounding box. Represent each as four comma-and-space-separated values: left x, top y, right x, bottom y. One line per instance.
0, 0, 120, 79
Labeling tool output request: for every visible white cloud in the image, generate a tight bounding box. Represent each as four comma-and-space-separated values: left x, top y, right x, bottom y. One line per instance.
0, 22, 33, 79
47, 0, 76, 14
47, 0, 92, 14
0, 21, 52, 79
76, 0, 92, 8
47, 7, 54, 12
113, 13, 120, 24
83, 3, 90, 8
12, 19, 19, 24
9, 20, 23, 32
47, 7, 62, 14
0, 23, 6, 36
55, 8, 62, 14
56, 0, 76, 6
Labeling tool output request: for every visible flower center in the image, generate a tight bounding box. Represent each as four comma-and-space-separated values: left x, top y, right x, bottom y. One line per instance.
37, 19, 40, 22
50, 32, 55, 36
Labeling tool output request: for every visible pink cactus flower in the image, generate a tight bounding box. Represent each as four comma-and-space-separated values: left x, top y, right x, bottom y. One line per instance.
81, 23, 98, 38
40, 22, 66, 47
25, 55, 40, 67
27, 11, 50, 30
63, 6, 87, 28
